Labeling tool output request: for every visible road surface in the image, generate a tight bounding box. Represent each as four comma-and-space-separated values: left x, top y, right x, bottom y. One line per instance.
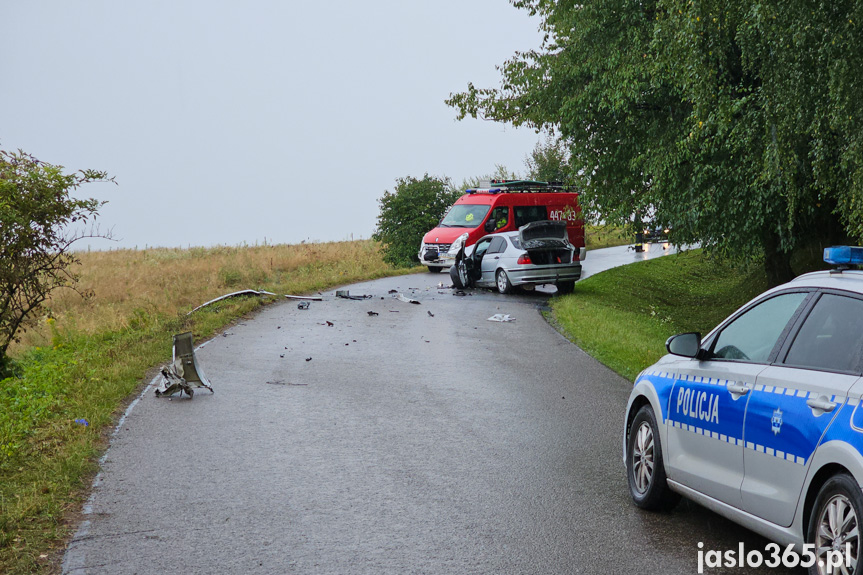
62, 244, 802, 574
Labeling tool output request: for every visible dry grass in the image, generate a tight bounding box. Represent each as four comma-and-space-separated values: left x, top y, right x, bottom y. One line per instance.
15, 240, 405, 351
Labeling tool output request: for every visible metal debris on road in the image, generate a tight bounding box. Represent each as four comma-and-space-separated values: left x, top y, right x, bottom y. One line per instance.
326, 321, 334, 326
284, 294, 322, 301
305, 357, 312, 362
388, 289, 398, 294
396, 293, 421, 304
487, 314, 516, 322
187, 289, 277, 315
367, 311, 379, 316
336, 290, 373, 300
427, 311, 434, 317
155, 332, 214, 399
297, 301, 310, 310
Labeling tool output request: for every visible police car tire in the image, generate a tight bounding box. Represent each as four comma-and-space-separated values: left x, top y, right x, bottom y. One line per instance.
626, 405, 680, 511
496, 269, 513, 294
427, 266, 443, 273
806, 473, 863, 575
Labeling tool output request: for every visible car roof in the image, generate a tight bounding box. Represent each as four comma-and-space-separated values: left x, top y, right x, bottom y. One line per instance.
784, 269, 863, 295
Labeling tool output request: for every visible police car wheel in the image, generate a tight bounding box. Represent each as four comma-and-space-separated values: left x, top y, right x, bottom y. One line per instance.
627, 405, 679, 511
807, 473, 862, 575
496, 270, 512, 294
427, 266, 443, 273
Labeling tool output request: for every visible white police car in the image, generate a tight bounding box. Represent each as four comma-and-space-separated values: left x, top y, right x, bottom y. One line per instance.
624, 247, 863, 574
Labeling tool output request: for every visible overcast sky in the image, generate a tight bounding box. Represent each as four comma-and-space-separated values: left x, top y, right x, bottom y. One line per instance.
1, 1, 544, 249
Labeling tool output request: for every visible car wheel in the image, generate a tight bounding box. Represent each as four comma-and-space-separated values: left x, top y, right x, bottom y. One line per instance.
496, 269, 513, 294
556, 281, 575, 295
427, 266, 443, 274
807, 473, 862, 575
450, 261, 470, 289
626, 405, 679, 511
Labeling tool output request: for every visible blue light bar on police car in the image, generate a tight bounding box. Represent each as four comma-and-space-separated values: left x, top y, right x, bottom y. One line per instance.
824, 246, 863, 265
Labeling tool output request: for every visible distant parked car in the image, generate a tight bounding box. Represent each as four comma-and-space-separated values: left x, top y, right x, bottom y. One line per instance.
449, 220, 582, 294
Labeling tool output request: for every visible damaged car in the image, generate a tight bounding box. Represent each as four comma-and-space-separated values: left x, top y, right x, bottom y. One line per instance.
449, 220, 582, 295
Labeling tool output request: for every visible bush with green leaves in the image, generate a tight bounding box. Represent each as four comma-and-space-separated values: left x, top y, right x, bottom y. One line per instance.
373, 174, 461, 268
0, 149, 113, 374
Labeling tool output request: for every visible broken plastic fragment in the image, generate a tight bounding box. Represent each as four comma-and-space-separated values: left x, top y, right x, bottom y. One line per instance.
427, 311, 434, 317
367, 311, 379, 316
74, 418, 89, 427
396, 293, 421, 304
297, 301, 310, 310
487, 314, 516, 322
187, 289, 276, 315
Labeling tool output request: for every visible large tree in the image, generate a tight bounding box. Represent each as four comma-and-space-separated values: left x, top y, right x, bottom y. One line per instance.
0, 149, 113, 373
447, 0, 863, 285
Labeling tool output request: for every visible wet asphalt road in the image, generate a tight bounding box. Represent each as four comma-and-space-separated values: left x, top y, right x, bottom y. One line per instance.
62, 245, 804, 574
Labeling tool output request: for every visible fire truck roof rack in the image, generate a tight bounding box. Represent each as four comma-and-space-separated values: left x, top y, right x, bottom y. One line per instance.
465, 179, 572, 194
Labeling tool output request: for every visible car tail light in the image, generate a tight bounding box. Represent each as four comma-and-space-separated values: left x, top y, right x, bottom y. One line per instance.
517, 254, 532, 265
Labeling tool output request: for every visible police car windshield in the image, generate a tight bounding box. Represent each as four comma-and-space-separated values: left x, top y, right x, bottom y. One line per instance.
439, 205, 491, 229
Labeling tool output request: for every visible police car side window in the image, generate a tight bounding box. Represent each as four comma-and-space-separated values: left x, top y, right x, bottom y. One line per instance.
488, 237, 506, 254
710, 292, 808, 363
782, 293, 863, 373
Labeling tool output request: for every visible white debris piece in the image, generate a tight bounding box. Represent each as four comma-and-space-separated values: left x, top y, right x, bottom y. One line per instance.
487, 314, 516, 322
396, 293, 421, 304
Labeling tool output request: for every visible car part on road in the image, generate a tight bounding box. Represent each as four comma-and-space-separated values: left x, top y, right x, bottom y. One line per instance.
155, 332, 214, 399
187, 289, 277, 315
297, 301, 310, 310
367, 311, 379, 316
396, 293, 421, 304
487, 314, 515, 322
336, 291, 373, 300
284, 294, 323, 301
428, 311, 434, 317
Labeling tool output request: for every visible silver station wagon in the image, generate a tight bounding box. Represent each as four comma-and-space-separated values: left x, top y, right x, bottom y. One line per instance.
624, 246, 863, 575
449, 220, 582, 294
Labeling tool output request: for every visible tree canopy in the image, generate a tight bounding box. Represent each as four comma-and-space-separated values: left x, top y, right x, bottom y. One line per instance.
447, 0, 863, 285
0, 149, 113, 373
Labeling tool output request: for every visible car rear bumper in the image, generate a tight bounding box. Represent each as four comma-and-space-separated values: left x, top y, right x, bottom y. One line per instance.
507, 263, 582, 285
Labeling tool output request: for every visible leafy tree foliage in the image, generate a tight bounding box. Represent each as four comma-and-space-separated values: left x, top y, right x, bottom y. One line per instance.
373, 174, 461, 267
0, 149, 113, 373
525, 134, 572, 183
447, 0, 863, 285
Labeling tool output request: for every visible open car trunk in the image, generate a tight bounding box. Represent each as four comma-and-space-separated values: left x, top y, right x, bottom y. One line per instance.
518, 220, 574, 264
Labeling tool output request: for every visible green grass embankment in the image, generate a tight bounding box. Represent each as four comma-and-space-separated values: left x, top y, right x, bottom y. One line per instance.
551, 249, 768, 381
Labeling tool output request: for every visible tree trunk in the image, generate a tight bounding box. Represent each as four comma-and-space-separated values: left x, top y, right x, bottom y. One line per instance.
762, 232, 795, 288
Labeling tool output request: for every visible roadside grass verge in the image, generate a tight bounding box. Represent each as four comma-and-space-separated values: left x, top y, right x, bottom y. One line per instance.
0, 240, 417, 575
585, 224, 631, 250
551, 249, 768, 381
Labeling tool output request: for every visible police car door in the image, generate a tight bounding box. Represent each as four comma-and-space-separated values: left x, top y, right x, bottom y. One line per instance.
666, 291, 810, 508
741, 291, 863, 527
481, 237, 507, 284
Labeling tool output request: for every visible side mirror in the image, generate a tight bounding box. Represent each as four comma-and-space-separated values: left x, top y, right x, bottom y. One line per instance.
484, 219, 496, 233
666, 332, 702, 358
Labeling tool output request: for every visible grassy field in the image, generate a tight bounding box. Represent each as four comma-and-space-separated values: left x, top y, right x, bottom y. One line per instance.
0, 240, 416, 575
550, 249, 769, 380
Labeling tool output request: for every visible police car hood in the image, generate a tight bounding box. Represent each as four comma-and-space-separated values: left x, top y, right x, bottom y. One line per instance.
519, 220, 569, 249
